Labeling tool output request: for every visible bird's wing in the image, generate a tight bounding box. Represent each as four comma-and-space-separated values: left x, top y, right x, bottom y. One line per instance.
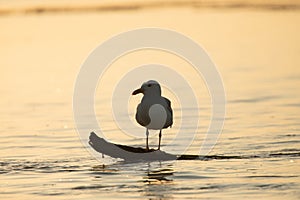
163, 97, 172, 113
163, 97, 173, 128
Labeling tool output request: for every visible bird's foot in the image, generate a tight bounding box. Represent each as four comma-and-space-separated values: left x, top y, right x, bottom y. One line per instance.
157, 144, 161, 151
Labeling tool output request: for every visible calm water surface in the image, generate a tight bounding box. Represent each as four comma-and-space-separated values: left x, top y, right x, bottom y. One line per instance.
0, 1, 300, 199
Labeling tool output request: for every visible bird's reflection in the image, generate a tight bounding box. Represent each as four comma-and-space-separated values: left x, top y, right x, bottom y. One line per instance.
90, 161, 175, 200
141, 162, 175, 200
144, 166, 173, 183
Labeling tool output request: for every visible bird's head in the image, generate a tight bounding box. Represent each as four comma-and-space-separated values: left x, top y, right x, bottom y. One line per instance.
132, 80, 161, 96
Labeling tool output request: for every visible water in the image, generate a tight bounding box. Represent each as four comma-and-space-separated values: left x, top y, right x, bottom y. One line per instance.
0, 1, 300, 199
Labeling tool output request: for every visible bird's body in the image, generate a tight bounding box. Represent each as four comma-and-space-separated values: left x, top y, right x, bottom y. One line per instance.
132, 80, 173, 150
136, 97, 172, 129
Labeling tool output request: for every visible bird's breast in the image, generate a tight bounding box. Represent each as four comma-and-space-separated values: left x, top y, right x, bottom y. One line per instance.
146, 104, 167, 130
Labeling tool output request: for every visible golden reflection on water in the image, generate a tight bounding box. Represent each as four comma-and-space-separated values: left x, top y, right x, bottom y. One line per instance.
0, 2, 300, 199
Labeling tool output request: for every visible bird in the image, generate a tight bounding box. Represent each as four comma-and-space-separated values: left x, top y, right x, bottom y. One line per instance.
132, 80, 173, 151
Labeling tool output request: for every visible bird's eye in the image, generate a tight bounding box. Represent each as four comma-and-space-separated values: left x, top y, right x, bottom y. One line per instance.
147, 84, 152, 87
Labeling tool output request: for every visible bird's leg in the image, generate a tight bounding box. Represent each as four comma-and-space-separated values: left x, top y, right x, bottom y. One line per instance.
146, 128, 149, 151
158, 129, 162, 150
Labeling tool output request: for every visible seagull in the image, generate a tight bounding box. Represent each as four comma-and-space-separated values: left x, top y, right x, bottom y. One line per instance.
132, 80, 173, 151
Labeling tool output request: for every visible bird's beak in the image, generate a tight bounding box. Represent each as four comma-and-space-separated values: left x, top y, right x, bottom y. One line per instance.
132, 88, 143, 95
